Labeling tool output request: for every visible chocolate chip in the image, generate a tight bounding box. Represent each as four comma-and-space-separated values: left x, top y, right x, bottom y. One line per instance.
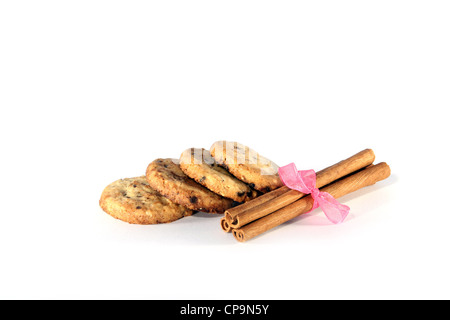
237, 191, 245, 197
133, 185, 137, 188
136, 206, 142, 209
189, 196, 198, 204
265, 187, 271, 192
199, 176, 206, 182
164, 164, 168, 168
247, 191, 253, 197
249, 183, 255, 188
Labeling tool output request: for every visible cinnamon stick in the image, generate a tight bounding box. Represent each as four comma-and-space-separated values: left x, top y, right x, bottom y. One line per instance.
233, 162, 391, 242
225, 149, 375, 229
220, 217, 232, 233
224, 186, 289, 224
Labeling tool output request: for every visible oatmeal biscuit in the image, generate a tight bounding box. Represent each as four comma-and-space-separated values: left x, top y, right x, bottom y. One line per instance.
146, 158, 233, 213
99, 176, 193, 224
179, 148, 258, 203
210, 141, 283, 193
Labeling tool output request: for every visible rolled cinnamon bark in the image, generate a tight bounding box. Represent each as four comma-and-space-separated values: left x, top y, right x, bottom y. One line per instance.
224, 186, 289, 224
220, 217, 232, 233
233, 162, 391, 242
226, 149, 376, 229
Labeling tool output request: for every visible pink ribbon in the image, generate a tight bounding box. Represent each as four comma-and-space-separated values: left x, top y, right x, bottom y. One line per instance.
278, 163, 350, 224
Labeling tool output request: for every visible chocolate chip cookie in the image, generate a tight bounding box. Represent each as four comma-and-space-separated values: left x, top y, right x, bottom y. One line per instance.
179, 148, 258, 203
210, 141, 283, 193
146, 158, 233, 213
99, 176, 194, 224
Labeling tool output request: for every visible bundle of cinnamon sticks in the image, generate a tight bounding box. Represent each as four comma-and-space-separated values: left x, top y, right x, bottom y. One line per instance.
220, 149, 391, 242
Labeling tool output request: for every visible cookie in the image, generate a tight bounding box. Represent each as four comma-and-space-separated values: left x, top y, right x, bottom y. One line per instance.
179, 148, 258, 203
210, 141, 283, 193
99, 176, 194, 224
146, 158, 233, 213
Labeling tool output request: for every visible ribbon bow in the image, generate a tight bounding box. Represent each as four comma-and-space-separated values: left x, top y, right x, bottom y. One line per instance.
278, 163, 350, 224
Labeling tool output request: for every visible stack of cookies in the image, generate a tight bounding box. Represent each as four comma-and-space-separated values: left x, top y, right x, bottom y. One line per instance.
99, 141, 283, 224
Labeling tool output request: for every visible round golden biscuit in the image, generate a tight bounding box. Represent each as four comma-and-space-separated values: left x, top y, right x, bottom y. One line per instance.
146, 158, 233, 213
179, 148, 258, 202
99, 176, 194, 224
210, 141, 283, 193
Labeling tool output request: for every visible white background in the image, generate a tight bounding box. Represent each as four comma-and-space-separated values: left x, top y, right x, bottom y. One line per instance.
1, 1, 449, 300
